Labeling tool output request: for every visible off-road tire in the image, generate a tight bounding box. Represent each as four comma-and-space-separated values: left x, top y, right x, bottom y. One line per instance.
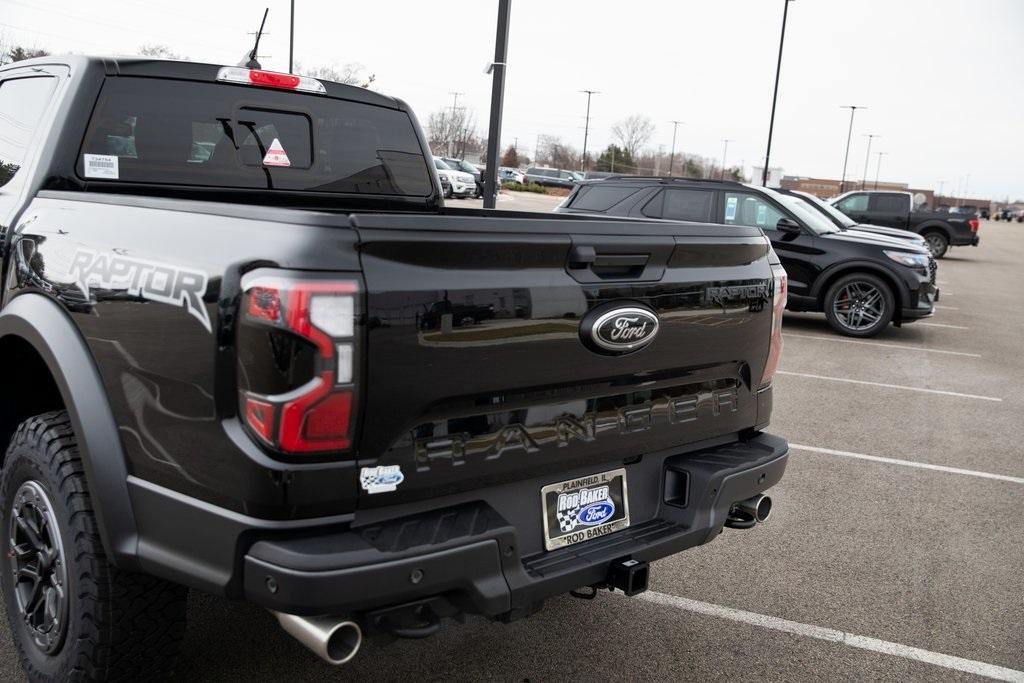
1, 411, 187, 681
823, 272, 895, 338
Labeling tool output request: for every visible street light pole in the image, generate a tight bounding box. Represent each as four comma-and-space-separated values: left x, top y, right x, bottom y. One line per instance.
861, 133, 879, 190
482, 0, 511, 209
873, 151, 887, 190
762, 0, 794, 186
668, 120, 683, 176
288, 0, 295, 73
580, 90, 599, 172
839, 104, 866, 193
720, 139, 731, 180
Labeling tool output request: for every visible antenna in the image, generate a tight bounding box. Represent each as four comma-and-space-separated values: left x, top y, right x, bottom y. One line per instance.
245, 8, 270, 69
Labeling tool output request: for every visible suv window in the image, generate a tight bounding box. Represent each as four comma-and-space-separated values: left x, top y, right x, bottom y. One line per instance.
836, 193, 869, 212
660, 188, 714, 222
722, 192, 786, 229
870, 193, 907, 213
569, 185, 639, 212
0, 76, 58, 188
78, 77, 433, 196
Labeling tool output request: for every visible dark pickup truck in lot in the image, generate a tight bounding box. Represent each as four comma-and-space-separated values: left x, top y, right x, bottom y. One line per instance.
831, 190, 980, 258
0, 56, 788, 678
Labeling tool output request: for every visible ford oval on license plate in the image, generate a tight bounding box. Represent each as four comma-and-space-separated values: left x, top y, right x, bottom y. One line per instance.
541, 468, 630, 551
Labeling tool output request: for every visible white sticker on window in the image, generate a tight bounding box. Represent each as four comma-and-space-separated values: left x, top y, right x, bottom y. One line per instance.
756, 204, 767, 226
262, 138, 291, 167
83, 154, 119, 179
725, 196, 738, 221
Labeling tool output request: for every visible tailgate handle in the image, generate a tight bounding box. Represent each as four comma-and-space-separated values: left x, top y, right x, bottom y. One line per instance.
568, 246, 649, 272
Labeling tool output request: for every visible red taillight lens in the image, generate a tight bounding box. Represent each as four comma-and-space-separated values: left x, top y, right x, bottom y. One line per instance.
244, 397, 275, 445
969, 218, 979, 233
248, 69, 301, 89
240, 275, 359, 456
278, 372, 353, 452
760, 263, 788, 387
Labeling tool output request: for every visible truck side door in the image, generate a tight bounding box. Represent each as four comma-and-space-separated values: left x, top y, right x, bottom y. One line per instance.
865, 192, 911, 229
834, 192, 871, 224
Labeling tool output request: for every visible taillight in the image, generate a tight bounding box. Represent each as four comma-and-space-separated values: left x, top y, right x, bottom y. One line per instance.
969, 218, 979, 233
216, 66, 327, 93
761, 263, 788, 387
238, 274, 359, 455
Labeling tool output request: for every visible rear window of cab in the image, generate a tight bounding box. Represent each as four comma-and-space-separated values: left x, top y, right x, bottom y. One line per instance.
77, 77, 434, 197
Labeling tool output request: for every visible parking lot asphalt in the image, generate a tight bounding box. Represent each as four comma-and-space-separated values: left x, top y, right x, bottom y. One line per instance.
0, 200, 1020, 681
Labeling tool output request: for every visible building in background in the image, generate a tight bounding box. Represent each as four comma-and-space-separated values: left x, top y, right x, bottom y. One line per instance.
751, 166, 785, 187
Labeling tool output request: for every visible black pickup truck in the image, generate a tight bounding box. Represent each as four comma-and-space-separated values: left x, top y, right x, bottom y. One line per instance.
831, 190, 980, 258
0, 56, 788, 678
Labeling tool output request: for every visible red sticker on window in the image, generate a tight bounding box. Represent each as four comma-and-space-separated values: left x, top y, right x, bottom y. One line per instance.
262, 138, 291, 167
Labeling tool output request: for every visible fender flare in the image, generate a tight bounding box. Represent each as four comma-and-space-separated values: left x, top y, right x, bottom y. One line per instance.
810, 260, 910, 309
0, 294, 140, 570
914, 221, 951, 239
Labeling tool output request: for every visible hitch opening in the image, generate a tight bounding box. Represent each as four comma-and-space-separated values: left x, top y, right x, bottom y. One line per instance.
607, 558, 649, 596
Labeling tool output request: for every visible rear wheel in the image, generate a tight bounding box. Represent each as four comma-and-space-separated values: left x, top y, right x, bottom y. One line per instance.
1, 411, 188, 681
923, 231, 949, 258
823, 273, 895, 338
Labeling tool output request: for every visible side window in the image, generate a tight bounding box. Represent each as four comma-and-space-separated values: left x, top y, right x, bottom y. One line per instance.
722, 192, 786, 229
0, 76, 58, 188
836, 193, 869, 212
870, 193, 907, 213
569, 185, 639, 211
559, 171, 574, 179
661, 189, 713, 222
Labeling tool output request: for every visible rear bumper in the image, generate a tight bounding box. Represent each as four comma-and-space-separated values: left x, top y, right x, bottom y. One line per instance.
245, 433, 788, 617
950, 231, 980, 246
129, 433, 788, 619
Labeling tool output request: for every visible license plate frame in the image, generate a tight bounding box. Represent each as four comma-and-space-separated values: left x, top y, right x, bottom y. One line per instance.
540, 468, 630, 551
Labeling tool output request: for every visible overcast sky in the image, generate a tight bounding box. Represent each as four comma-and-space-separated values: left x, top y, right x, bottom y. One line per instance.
2, 0, 1021, 199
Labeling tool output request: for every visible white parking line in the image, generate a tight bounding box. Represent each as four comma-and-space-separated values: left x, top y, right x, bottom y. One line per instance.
917, 322, 970, 330
790, 444, 1024, 485
784, 333, 981, 358
635, 592, 1024, 682
933, 305, 959, 311
776, 371, 1001, 402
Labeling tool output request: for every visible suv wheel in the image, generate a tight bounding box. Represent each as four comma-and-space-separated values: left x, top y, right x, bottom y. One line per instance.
823, 273, 895, 338
1, 411, 188, 681
923, 231, 949, 258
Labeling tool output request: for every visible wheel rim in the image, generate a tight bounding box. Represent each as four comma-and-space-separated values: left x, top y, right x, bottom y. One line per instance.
925, 234, 945, 255
8, 480, 69, 654
833, 281, 885, 331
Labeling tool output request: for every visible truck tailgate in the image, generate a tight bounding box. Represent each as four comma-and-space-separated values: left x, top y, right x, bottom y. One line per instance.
353, 213, 773, 507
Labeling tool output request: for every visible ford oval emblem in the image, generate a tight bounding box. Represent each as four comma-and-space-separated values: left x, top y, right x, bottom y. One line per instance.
581, 304, 660, 354
577, 500, 616, 526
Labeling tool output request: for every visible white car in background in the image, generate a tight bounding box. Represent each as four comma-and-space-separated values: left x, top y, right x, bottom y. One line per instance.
433, 157, 476, 199
499, 167, 526, 184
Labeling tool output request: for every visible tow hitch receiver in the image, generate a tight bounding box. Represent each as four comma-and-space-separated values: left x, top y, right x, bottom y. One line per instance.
608, 558, 649, 596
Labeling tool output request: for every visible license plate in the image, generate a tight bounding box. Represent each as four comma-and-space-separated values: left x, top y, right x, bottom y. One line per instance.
541, 468, 630, 551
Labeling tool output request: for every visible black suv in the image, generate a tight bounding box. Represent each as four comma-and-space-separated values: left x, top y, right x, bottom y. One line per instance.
558, 177, 939, 337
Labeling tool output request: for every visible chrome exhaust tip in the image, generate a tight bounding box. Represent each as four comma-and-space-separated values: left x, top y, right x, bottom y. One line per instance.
272, 611, 362, 665
725, 494, 773, 529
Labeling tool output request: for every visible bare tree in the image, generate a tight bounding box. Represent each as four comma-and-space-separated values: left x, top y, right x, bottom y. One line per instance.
427, 108, 479, 158
137, 44, 188, 60
611, 115, 655, 160
295, 62, 376, 89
